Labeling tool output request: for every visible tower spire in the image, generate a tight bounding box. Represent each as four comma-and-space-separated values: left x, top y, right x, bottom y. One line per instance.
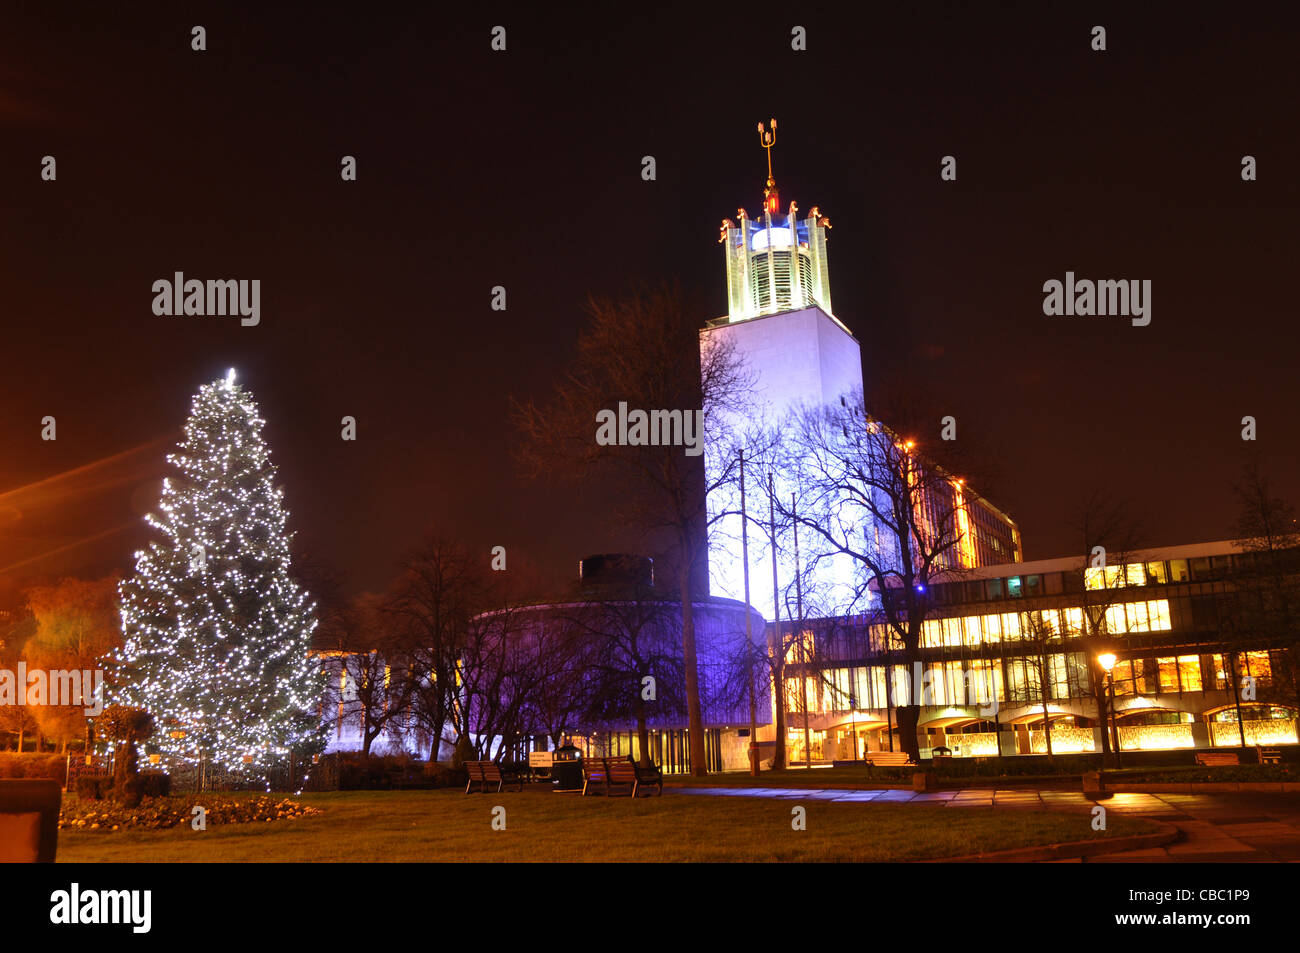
757, 118, 779, 214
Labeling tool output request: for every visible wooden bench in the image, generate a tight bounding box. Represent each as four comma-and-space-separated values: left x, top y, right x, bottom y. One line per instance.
580, 757, 609, 796
464, 761, 523, 794
864, 751, 913, 767
604, 759, 639, 797
1258, 747, 1282, 765
0, 779, 61, 862
1194, 751, 1240, 767
632, 760, 663, 797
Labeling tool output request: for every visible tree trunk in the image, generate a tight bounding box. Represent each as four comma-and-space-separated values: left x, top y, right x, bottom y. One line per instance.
1228, 652, 1247, 748
897, 635, 921, 760
635, 694, 650, 768
1041, 667, 1055, 761
1091, 659, 1111, 761
771, 647, 787, 769
678, 567, 708, 777
895, 705, 921, 761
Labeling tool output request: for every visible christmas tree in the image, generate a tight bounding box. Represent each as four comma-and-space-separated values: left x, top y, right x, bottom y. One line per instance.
117, 370, 325, 779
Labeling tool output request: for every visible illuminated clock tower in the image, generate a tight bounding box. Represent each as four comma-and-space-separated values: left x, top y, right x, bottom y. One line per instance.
701, 120, 865, 615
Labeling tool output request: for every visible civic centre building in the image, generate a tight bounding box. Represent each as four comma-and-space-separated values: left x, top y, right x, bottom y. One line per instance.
779, 540, 1298, 764
698, 125, 1297, 767
316, 124, 1297, 772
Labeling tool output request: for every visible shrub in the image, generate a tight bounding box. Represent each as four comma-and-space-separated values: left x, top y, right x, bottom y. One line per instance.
74, 775, 113, 800
0, 753, 67, 783
116, 776, 143, 808
137, 771, 171, 798
335, 753, 445, 790
423, 761, 468, 789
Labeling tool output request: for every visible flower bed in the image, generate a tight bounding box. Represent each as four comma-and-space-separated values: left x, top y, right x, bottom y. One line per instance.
59, 794, 321, 832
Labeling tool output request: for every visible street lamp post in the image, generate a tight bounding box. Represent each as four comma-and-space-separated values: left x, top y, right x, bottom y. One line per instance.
849, 690, 858, 762
1097, 652, 1122, 769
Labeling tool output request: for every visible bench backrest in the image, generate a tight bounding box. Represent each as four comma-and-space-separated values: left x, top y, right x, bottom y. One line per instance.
0, 779, 61, 863
581, 758, 606, 778
607, 760, 638, 783
483, 762, 503, 781
1196, 752, 1238, 764
867, 752, 910, 764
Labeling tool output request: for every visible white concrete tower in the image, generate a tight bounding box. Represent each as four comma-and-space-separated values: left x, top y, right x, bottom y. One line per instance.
701, 120, 865, 618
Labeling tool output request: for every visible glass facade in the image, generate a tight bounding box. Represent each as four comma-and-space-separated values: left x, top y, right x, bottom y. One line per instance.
774, 545, 1300, 759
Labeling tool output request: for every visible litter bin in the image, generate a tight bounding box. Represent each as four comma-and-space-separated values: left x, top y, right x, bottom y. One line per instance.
552, 744, 583, 793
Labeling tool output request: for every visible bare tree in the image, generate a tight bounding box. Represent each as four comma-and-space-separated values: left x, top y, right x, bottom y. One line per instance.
1015, 609, 1064, 762
513, 283, 755, 776
322, 593, 415, 756
387, 538, 482, 763
513, 610, 590, 752
780, 390, 981, 761
1229, 460, 1300, 714
569, 586, 686, 767
1068, 491, 1146, 764
457, 597, 542, 761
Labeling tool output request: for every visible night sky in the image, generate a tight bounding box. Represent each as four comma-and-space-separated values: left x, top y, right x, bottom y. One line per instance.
3, 4, 1298, 606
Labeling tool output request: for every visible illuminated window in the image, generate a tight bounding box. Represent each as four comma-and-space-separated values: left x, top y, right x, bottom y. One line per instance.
1004, 657, 1032, 702
1212, 654, 1230, 690
949, 618, 966, 647
1145, 561, 1168, 584
1177, 656, 1203, 692
1158, 657, 1179, 693
890, 665, 910, 705
1243, 651, 1273, 685
921, 618, 942, 649
965, 659, 1000, 705
1048, 653, 1070, 699
1112, 659, 1139, 696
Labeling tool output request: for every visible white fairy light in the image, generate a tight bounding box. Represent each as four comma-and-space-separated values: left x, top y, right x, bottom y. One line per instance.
114, 372, 326, 782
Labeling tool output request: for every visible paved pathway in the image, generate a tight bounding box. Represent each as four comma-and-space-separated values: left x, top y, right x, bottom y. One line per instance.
672, 786, 1300, 862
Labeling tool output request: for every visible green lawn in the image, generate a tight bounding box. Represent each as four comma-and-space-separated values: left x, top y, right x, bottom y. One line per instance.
56, 788, 1156, 862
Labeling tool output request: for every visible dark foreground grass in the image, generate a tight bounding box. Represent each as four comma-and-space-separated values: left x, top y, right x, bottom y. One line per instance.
56, 788, 1156, 862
